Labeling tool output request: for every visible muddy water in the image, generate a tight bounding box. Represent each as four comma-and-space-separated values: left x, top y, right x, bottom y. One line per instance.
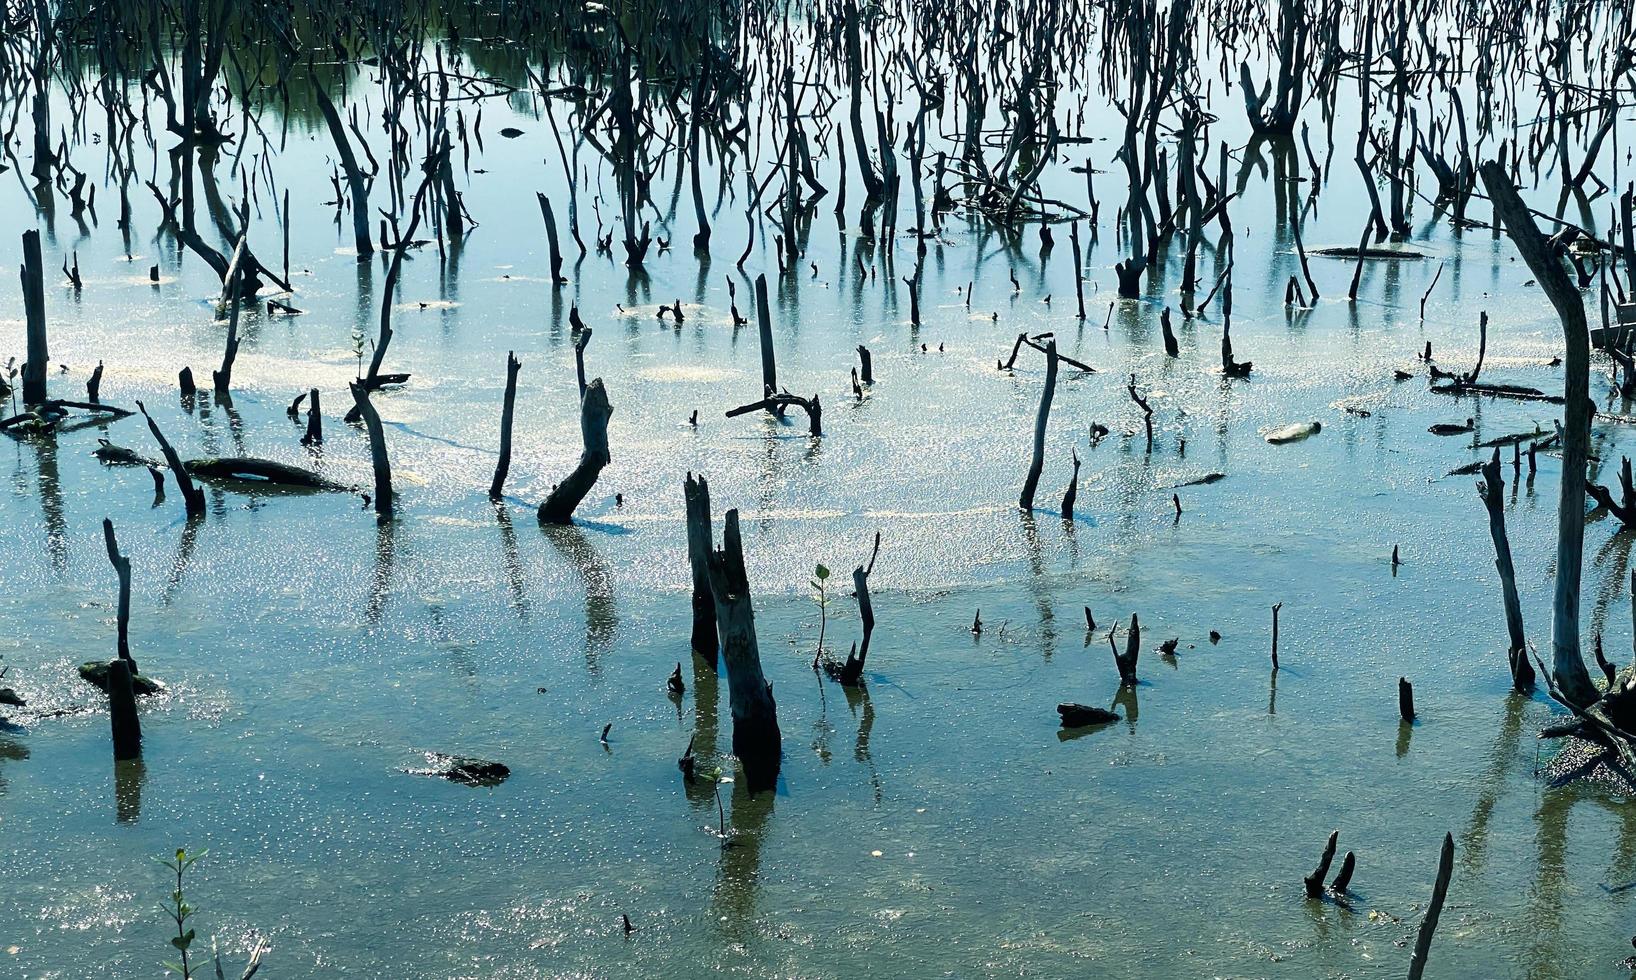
1, 48, 1634, 980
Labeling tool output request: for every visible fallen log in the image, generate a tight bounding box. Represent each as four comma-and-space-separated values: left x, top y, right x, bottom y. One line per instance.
183, 457, 351, 491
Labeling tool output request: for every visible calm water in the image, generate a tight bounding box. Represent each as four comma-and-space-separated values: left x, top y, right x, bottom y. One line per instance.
2, 26, 1636, 979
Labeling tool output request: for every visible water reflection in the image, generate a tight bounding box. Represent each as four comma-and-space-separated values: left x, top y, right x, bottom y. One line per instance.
114, 757, 146, 823
541, 523, 616, 677
711, 780, 773, 943
494, 503, 530, 620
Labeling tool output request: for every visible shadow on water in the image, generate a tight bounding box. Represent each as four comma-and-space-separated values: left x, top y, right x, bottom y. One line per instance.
366, 517, 398, 626
0, 731, 28, 796
541, 522, 617, 677
494, 503, 530, 620
712, 779, 774, 943
28, 431, 68, 573
841, 681, 882, 804
114, 757, 146, 824
163, 514, 204, 605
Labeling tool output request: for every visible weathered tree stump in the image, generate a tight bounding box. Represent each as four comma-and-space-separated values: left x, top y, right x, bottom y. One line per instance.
490, 353, 521, 500
349, 382, 394, 518
539, 379, 612, 524
684, 472, 719, 667
703, 507, 781, 792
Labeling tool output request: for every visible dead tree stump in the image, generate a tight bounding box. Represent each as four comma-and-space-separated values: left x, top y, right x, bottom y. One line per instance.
684, 472, 719, 667
489, 352, 521, 500
1477, 449, 1534, 688
349, 382, 394, 518
704, 507, 781, 792
108, 657, 142, 761
539, 379, 612, 524
1018, 339, 1060, 510
20, 230, 48, 404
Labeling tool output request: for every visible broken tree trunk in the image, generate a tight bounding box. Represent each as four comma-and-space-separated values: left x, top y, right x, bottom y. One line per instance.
835, 532, 881, 686
536, 192, 565, 284
211, 243, 244, 393
103, 518, 135, 671
1018, 339, 1060, 510
136, 401, 205, 516
684, 472, 718, 667
704, 507, 781, 792
1478, 449, 1535, 689
107, 656, 142, 761
313, 84, 373, 257
302, 388, 322, 446
755, 274, 777, 398
349, 382, 394, 518
1480, 161, 1598, 708
1406, 833, 1455, 980
20, 230, 47, 404
539, 379, 612, 524
489, 352, 521, 501
1112, 614, 1140, 685
183, 457, 349, 490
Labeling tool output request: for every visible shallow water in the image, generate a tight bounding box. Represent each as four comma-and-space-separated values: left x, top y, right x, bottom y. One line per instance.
3, 18, 1636, 980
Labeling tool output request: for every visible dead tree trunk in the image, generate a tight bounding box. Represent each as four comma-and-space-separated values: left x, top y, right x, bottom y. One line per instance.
20, 230, 48, 404
302, 388, 322, 446
108, 657, 142, 761
1478, 449, 1535, 689
755, 274, 777, 398
704, 507, 782, 792
489, 352, 521, 500
1406, 833, 1455, 980
137, 401, 205, 516
1019, 339, 1060, 510
211, 243, 244, 393
313, 84, 374, 257
684, 472, 718, 667
103, 519, 135, 672
349, 382, 393, 518
1480, 161, 1597, 707
536, 192, 565, 284
835, 532, 881, 686
539, 379, 612, 524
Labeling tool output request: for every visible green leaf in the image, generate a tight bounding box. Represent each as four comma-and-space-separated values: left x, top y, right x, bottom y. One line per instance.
172, 928, 196, 951
815, 564, 830, 579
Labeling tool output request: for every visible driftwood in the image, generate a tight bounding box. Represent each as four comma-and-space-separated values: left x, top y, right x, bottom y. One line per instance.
539, 379, 613, 524
726, 392, 822, 436
684, 472, 718, 667
1481, 160, 1598, 707
703, 507, 781, 792
95, 439, 159, 468
183, 457, 350, 491
1057, 703, 1118, 727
